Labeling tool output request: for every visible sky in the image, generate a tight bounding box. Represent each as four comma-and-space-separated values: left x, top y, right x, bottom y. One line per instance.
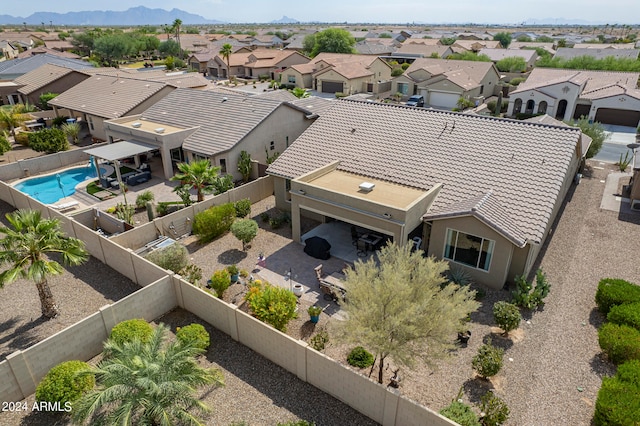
3, 0, 640, 25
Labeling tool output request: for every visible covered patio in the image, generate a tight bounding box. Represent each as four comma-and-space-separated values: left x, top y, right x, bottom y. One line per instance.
84, 141, 157, 190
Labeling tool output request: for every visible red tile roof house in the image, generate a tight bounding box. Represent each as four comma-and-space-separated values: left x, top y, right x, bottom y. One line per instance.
104, 89, 317, 181
266, 100, 587, 289
506, 68, 640, 127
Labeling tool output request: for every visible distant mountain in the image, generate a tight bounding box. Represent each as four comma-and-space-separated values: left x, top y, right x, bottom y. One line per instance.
0, 7, 225, 26
271, 16, 299, 24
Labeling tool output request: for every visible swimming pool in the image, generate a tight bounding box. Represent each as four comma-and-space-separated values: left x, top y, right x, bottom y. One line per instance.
14, 165, 108, 204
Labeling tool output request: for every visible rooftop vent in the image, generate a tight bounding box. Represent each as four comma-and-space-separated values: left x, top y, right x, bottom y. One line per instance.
154, 128, 165, 134
359, 182, 375, 192
131, 122, 142, 128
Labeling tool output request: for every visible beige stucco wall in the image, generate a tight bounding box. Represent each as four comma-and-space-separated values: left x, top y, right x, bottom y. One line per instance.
508, 81, 581, 119
591, 95, 640, 123
316, 70, 373, 95
281, 68, 310, 88
426, 215, 515, 289
23, 72, 89, 107
391, 74, 417, 97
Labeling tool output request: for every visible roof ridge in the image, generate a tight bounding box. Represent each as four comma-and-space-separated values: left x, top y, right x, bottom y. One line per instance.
471, 190, 494, 212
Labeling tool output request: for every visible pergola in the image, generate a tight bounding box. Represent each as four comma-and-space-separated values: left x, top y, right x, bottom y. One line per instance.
84, 140, 157, 185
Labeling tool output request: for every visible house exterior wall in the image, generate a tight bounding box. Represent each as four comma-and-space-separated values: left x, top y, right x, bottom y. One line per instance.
22, 72, 89, 106
368, 58, 393, 81
281, 68, 310, 88
426, 215, 515, 289
316, 70, 371, 95
391, 75, 416, 97
508, 82, 581, 118
591, 95, 640, 122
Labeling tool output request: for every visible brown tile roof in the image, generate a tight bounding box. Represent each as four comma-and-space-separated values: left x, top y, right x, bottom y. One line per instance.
395, 44, 450, 57
141, 89, 298, 156
524, 114, 592, 155
554, 47, 640, 61
314, 61, 373, 79
267, 100, 582, 245
478, 48, 536, 62
16, 47, 81, 59
253, 89, 298, 102
14, 63, 77, 95
144, 73, 211, 89
48, 75, 170, 119
453, 40, 501, 51
511, 68, 640, 97
404, 58, 496, 86
289, 96, 335, 116
44, 40, 74, 51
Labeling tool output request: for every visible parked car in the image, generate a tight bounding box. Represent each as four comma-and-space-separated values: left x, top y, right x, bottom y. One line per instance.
406, 95, 425, 107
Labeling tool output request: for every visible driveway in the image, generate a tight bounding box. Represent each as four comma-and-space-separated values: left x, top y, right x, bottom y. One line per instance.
592, 124, 637, 163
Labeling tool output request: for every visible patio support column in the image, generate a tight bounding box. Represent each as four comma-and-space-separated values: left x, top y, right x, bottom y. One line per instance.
291, 198, 301, 243
161, 145, 173, 180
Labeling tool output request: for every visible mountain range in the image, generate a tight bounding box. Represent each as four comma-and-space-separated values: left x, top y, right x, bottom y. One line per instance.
0, 7, 225, 26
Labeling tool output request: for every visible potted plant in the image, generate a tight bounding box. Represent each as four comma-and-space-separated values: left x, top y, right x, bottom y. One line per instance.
308, 305, 323, 323
226, 265, 239, 283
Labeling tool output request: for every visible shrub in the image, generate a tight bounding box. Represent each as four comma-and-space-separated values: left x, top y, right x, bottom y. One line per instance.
391, 68, 404, 76
176, 323, 210, 351
35, 360, 94, 405
309, 328, 329, 351
28, 128, 69, 153
51, 115, 69, 127
347, 346, 375, 368
478, 391, 510, 426
234, 198, 251, 218
277, 421, 315, 426
209, 269, 231, 298
493, 301, 521, 336
608, 302, 640, 330
598, 322, 640, 364
109, 319, 153, 346
594, 376, 640, 425
509, 77, 526, 86
472, 340, 504, 379
616, 359, 640, 385
39, 92, 58, 109
135, 190, 154, 208
230, 219, 258, 250
145, 242, 189, 273
14, 132, 30, 146
440, 401, 481, 426
245, 281, 297, 331
511, 269, 550, 309
486, 100, 509, 114
0, 132, 12, 155
447, 265, 473, 286
595, 278, 640, 314
178, 263, 203, 286
260, 212, 270, 222
193, 202, 236, 243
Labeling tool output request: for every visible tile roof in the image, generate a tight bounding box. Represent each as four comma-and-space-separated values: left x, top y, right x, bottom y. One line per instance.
479, 48, 536, 62
404, 58, 496, 86
253, 90, 298, 102
572, 43, 636, 49
0, 53, 89, 77
524, 114, 592, 155
48, 75, 170, 119
267, 100, 581, 245
14, 63, 78, 95
554, 47, 640, 60
314, 61, 373, 79
453, 40, 501, 51
144, 73, 211, 89
16, 46, 81, 59
289, 96, 335, 116
355, 41, 396, 55
394, 44, 450, 57
511, 68, 640, 97
140, 88, 296, 156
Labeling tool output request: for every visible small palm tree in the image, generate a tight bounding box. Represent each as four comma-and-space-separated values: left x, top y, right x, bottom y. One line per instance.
0, 104, 32, 139
170, 159, 222, 202
72, 324, 224, 425
61, 121, 80, 144
219, 43, 233, 78
290, 87, 309, 99
0, 209, 89, 319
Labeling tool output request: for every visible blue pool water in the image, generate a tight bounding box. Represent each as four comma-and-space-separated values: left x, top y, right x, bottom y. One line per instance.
15, 166, 107, 204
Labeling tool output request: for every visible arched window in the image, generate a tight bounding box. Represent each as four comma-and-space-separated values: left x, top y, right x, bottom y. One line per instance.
556, 100, 568, 119
538, 101, 548, 114
513, 98, 523, 114
525, 99, 535, 114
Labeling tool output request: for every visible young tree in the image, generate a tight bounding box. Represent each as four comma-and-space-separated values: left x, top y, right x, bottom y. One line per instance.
290, 87, 309, 98
310, 28, 356, 57
170, 159, 222, 202
493, 32, 513, 48
334, 242, 479, 384
72, 324, 224, 425
0, 104, 31, 139
0, 209, 89, 318
565, 116, 609, 158
230, 219, 258, 251
158, 40, 181, 58
237, 150, 252, 183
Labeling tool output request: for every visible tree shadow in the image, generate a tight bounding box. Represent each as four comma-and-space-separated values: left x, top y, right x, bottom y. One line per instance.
590, 353, 616, 379
18, 409, 67, 426
462, 376, 494, 404
589, 307, 606, 329
300, 321, 317, 340
65, 256, 140, 302
1, 316, 49, 360
481, 332, 515, 352
216, 249, 248, 265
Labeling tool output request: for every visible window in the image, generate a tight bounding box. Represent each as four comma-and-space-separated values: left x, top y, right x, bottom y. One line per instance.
286, 136, 289, 148
397, 82, 409, 95
538, 101, 548, 114
285, 179, 291, 202
193, 153, 208, 162
525, 99, 535, 114
270, 141, 275, 151
513, 98, 523, 114
88, 116, 94, 131
219, 159, 227, 173
288, 75, 296, 84
444, 229, 494, 271
479, 85, 484, 95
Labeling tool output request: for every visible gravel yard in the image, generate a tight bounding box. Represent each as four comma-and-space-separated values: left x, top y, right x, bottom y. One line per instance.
2, 159, 638, 426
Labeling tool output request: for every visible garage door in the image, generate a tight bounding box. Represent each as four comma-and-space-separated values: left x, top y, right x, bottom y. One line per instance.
428, 92, 460, 110
321, 81, 344, 93
594, 108, 640, 127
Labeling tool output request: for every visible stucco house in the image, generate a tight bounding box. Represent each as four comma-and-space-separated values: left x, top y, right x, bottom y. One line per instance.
391, 58, 500, 109
207, 48, 308, 80
390, 43, 453, 61
452, 39, 501, 52
104, 89, 317, 181
506, 68, 640, 126
266, 100, 586, 288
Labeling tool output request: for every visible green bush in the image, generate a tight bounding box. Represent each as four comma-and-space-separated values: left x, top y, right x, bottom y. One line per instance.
511, 269, 550, 309
472, 340, 504, 379
245, 281, 298, 331
509, 77, 526, 86
347, 346, 375, 368
493, 301, 521, 335
440, 401, 481, 426
0, 133, 12, 155
39, 92, 58, 109
479, 391, 509, 426
616, 359, 640, 385
35, 360, 94, 405
135, 190, 154, 208
594, 376, 640, 425
15, 132, 31, 146
596, 278, 640, 314
234, 198, 252, 218
608, 302, 640, 330
176, 323, 210, 351
28, 128, 69, 153
277, 421, 315, 426
193, 202, 236, 242
209, 269, 231, 298
156, 201, 184, 216
178, 263, 202, 286
145, 242, 189, 273
598, 322, 640, 364
109, 319, 153, 347
51, 115, 69, 127
230, 219, 258, 250
309, 328, 329, 352
391, 68, 404, 76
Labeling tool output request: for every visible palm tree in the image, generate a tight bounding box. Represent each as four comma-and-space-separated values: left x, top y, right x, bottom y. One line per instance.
290, 87, 309, 99
219, 43, 233, 78
0, 209, 89, 319
72, 324, 224, 425
0, 104, 32, 139
172, 19, 182, 58
61, 121, 80, 144
170, 159, 221, 202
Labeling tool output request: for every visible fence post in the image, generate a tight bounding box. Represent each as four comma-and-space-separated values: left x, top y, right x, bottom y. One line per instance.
6, 350, 34, 399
